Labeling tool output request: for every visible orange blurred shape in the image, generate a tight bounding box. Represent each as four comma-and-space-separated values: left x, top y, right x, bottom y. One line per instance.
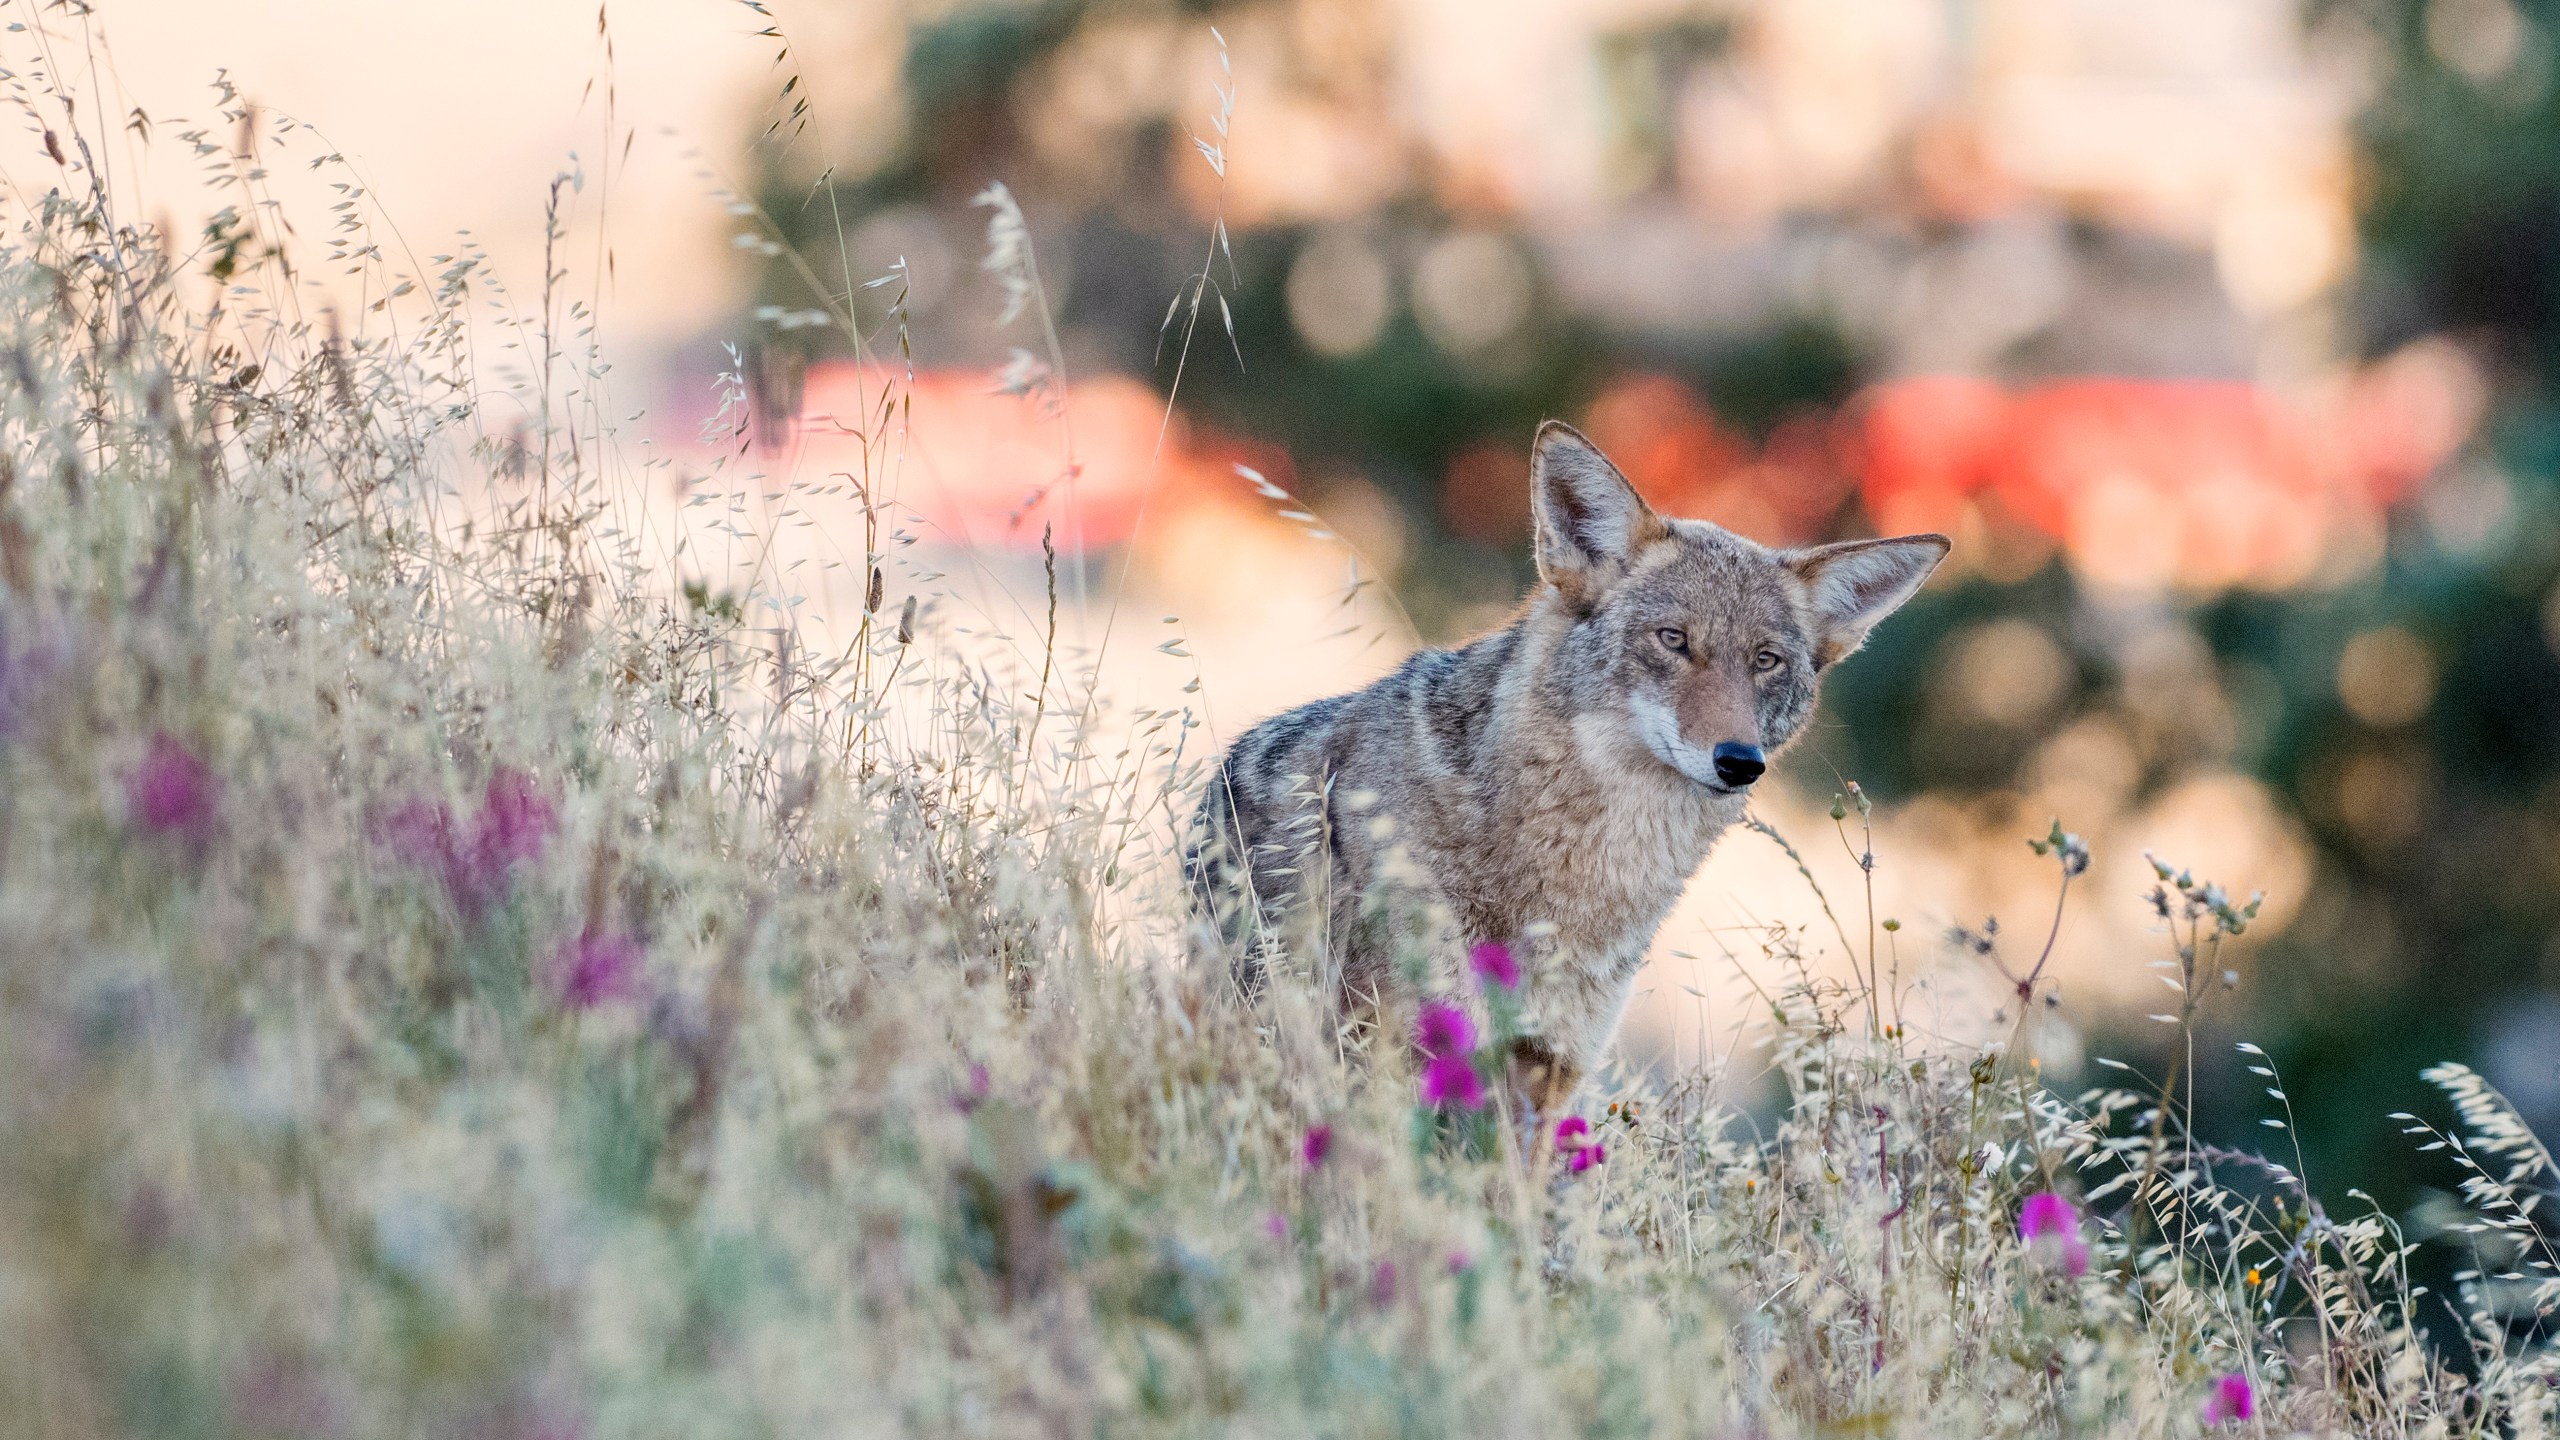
793, 364, 1221, 551
1581, 373, 1748, 519
1909, 109, 2024, 225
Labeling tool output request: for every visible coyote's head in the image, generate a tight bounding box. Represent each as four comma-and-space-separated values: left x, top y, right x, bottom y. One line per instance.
1529, 421, 1948, 794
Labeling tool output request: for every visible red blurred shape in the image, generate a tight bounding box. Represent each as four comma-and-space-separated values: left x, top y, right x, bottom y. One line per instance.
791, 364, 1231, 551
1846, 354, 2480, 591
1847, 375, 2010, 537
1581, 372, 1854, 545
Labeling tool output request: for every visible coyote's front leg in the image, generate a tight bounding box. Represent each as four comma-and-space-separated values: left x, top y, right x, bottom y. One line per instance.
1507, 1037, 1583, 1170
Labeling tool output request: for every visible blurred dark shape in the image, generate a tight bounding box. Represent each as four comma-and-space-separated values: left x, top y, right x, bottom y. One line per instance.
1439, 440, 1529, 545
745, 341, 805, 454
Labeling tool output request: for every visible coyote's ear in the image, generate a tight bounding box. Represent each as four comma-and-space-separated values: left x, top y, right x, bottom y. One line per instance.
1531, 421, 1665, 611
1787, 534, 1950, 668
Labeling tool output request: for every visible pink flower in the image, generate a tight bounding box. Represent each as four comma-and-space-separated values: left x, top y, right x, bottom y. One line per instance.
1415, 1001, 1476, 1057
1446, 1249, 1473, 1275
2019, 1190, 2090, 1278
127, 732, 216, 840
2200, 1372, 2255, 1426
1301, 1124, 1333, 1170
1421, 1052, 1487, 1109
1469, 940, 1520, 991
1555, 1115, 1608, 1173
559, 931, 641, 1009
1263, 1210, 1290, 1241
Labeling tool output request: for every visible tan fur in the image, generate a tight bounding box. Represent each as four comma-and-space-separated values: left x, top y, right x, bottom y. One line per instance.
1187, 422, 1948, 1136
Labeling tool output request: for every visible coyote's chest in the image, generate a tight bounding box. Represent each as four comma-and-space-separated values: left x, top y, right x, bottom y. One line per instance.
1449, 714, 1738, 971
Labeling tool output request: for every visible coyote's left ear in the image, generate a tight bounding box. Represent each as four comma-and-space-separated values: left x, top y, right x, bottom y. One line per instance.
1531, 420, 1667, 612
1787, 535, 1950, 668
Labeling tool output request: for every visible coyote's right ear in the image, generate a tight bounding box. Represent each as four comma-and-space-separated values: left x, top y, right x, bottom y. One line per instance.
1531, 421, 1665, 612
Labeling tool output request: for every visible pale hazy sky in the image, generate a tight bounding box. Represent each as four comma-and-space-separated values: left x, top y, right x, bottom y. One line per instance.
15, 1, 797, 344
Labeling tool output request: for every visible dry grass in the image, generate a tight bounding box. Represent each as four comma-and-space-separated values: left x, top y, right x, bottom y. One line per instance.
0, 19, 2554, 1440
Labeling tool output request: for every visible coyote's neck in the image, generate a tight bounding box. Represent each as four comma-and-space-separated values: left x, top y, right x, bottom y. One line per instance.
1430, 606, 1737, 962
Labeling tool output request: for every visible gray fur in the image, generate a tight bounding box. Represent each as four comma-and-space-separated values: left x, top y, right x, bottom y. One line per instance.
1186, 421, 1947, 1124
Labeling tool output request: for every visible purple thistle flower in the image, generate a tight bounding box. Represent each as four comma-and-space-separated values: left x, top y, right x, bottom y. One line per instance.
2199, 1372, 2255, 1426
1415, 1001, 1476, 1058
1555, 1115, 1609, 1173
381, 796, 464, 884
1421, 1051, 1487, 1109
1301, 1124, 1333, 1170
1370, 1259, 1398, 1307
559, 931, 642, 1009
0, 618, 60, 741
2019, 1190, 2091, 1278
127, 732, 217, 840
475, 767, 556, 869
382, 766, 558, 918
953, 1062, 992, 1113
1469, 940, 1519, 991
453, 767, 557, 913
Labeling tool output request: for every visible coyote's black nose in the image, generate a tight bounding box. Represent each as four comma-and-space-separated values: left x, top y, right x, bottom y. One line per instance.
1711, 743, 1765, 788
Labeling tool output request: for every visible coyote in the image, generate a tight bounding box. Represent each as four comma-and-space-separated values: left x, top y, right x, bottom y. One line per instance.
1186, 421, 1947, 1134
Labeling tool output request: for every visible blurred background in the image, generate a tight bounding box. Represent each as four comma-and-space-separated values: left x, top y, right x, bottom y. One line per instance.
60, 0, 2560, 1210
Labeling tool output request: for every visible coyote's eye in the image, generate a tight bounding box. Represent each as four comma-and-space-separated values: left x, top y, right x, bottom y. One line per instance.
1656, 627, 1689, 655
1753, 648, 1784, 673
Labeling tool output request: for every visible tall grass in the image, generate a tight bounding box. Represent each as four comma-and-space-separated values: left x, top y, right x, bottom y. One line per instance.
0, 23, 2552, 1440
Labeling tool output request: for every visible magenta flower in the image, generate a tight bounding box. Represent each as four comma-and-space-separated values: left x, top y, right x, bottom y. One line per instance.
1446, 1249, 1473, 1276
1421, 1052, 1487, 1109
1370, 1259, 1399, 1307
382, 765, 558, 918
1263, 1210, 1289, 1241
1415, 1001, 1476, 1057
2019, 1190, 2090, 1278
559, 931, 641, 1009
1555, 1115, 1608, 1173
1469, 940, 1520, 991
1301, 1124, 1334, 1170
127, 732, 217, 840
2200, 1372, 2255, 1426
